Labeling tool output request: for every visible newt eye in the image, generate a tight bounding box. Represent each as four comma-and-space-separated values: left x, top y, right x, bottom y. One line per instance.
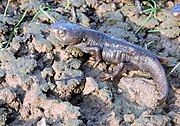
58, 29, 66, 37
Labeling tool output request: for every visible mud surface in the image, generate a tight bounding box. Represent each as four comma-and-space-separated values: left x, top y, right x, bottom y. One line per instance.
0, 0, 180, 126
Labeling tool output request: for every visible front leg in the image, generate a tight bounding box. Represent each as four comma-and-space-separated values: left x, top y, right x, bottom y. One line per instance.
84, 46, 102, 67
75, 44, 102, 67
99, 62, 124, 81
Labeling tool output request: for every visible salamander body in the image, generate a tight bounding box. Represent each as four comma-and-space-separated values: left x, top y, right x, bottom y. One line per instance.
50, 21, 168, 107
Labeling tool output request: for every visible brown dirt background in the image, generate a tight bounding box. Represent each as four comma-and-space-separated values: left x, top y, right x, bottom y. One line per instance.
0, 0, 179, 126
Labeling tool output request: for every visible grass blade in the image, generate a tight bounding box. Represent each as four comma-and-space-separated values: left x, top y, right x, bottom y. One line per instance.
4, 0, 11, 16
151, 0, 157, 18
65, 0, 71, 9
15, 9, 28, 28
32, 6, 56, 23
40, 7, 56, 23
135, 10, 153, 34
32, 6, 46, 22
1, 9, 28, 50
167, 62, 180, 77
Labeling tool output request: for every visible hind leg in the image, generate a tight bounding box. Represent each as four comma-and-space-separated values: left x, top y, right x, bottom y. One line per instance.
99, 62, 124, 81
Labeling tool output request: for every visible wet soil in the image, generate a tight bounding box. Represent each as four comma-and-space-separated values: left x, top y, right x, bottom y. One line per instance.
0, 0, 180, 126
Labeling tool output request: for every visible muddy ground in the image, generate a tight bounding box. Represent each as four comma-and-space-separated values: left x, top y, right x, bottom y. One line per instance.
0, 0, 180, 126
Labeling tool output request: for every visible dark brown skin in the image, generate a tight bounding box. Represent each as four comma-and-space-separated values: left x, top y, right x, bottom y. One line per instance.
50, 21, 168, 107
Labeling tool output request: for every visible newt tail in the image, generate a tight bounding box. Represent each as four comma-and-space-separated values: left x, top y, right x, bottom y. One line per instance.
135, 54, 168, 106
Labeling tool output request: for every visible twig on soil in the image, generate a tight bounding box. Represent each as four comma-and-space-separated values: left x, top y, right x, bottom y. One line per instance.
32, 6, 56, 23
56, 75, 85, 85
4, 0, 11, 16
135, 0, 159, 35
167, 62, 180, 77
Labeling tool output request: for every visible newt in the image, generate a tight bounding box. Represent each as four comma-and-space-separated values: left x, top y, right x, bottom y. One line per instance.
50, 21, 168, 107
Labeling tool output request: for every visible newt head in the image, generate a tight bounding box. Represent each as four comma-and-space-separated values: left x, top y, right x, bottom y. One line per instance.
50, 21, 83, 45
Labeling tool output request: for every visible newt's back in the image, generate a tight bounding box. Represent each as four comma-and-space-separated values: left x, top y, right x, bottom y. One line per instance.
101, 36, 156, 64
